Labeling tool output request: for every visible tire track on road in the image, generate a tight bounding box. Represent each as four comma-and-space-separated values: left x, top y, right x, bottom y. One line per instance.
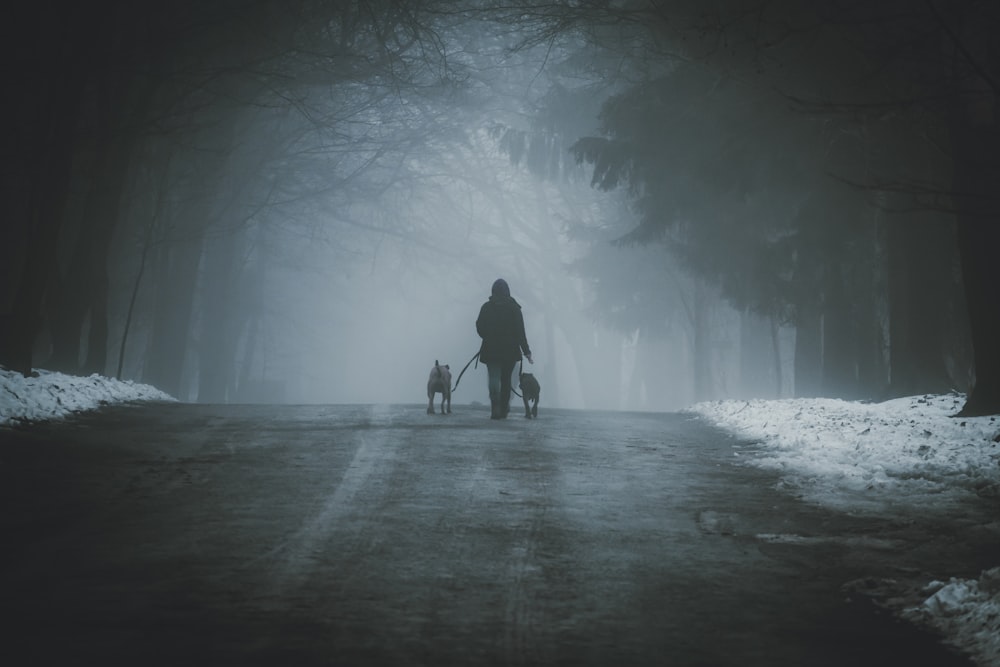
494, 425, 558, 667
503, 489, 548, 667
262, 405, 398, 598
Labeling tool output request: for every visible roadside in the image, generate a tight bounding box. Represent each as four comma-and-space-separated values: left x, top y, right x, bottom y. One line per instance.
688, 394, 1000, 666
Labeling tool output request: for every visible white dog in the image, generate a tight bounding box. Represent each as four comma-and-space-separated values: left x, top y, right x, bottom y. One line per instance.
427, 360, 452, 414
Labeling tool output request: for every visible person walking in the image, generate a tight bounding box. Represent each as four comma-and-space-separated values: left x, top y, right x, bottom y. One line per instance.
476, 278, 533, 419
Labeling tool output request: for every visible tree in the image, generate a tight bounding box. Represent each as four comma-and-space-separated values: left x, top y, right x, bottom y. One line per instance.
0, 3, 115, 375
491, 0, 993, 412
1, 0, 486, 394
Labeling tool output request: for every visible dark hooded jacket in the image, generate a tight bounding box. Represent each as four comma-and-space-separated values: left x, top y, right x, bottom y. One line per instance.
476, 279, 531, 365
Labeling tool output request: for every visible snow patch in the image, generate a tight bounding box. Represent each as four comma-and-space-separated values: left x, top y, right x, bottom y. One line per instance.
689, 393, 1000, 667
904, 568, 1000, 666
1, 368, 175, 425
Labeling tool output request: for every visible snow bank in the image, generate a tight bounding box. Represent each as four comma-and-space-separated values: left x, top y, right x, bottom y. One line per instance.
688, 393, 1000, 666
0, 368, 175, 425
688, 393, 1000, 514
905, 568, 1000, 666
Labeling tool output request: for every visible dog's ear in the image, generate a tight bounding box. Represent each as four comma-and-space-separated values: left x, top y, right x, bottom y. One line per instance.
445, 365, 449, 369
435, 359, 439, 366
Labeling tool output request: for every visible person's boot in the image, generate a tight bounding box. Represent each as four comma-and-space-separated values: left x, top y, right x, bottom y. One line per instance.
490, 397, 501, 419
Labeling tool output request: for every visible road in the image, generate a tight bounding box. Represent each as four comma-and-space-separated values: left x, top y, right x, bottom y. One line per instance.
0, 403, 985, 666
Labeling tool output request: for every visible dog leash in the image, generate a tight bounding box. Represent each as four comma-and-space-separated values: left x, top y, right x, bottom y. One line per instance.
451, 351, 530, 398
450, 351, 480, 393
511, 358, 524, 398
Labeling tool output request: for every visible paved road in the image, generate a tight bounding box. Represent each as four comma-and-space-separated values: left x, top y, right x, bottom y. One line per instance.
0, 403, 986, 666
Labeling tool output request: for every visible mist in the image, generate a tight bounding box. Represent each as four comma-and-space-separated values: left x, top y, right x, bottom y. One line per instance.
3, 1, 998, 415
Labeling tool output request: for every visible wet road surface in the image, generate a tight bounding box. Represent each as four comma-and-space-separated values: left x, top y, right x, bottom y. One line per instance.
0, 403, 990, 666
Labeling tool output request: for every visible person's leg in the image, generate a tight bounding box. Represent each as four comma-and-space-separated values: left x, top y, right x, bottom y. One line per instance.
499, 360, 515, 418
487, 363, 502, 418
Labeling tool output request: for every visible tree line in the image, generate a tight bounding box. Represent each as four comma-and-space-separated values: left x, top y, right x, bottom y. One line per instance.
488, 0, 998, 415
2, 1, 998, 414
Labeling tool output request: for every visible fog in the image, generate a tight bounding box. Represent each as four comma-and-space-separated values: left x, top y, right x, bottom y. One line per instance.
5, 1, 996, 415
235, 136, 703, 410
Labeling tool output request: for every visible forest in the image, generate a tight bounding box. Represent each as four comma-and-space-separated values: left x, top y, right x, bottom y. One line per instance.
2, 0, 998, 415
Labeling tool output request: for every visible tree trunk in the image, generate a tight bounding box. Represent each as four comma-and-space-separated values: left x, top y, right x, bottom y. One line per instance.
794, 299, 823, 398
953, 216, 1000, 415
739, 309, 777, 399
82, 268, 110, 376
0, 25, 87, 375
144, 239, 202, 399
770, 315, 783, 398
144, 110, 241, 399
53, 66, 149, 376
118, 241, 150, 380
853, 286, 886, 401
691, 282, 712, 402
885, 211, 955, 398
46, 281, 87, 372
541, 312, 559, 408
820, 264, 859, 399
958, 224, 1000, 416
235, 315, 260, 402
0, 4, 128, 375
196, 230, 243, 403
950, 92, 1000, 415
48, 138, 132, 374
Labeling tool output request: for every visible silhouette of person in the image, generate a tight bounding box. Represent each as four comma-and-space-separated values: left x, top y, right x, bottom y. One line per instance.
476, 278, 533, 419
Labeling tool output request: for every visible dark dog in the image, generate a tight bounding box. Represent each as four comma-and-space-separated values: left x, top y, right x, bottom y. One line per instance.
427, 360, 452, 414
519, 371, 539, 419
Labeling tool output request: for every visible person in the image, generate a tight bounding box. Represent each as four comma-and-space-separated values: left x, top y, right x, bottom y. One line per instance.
476, 278, 533, 419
